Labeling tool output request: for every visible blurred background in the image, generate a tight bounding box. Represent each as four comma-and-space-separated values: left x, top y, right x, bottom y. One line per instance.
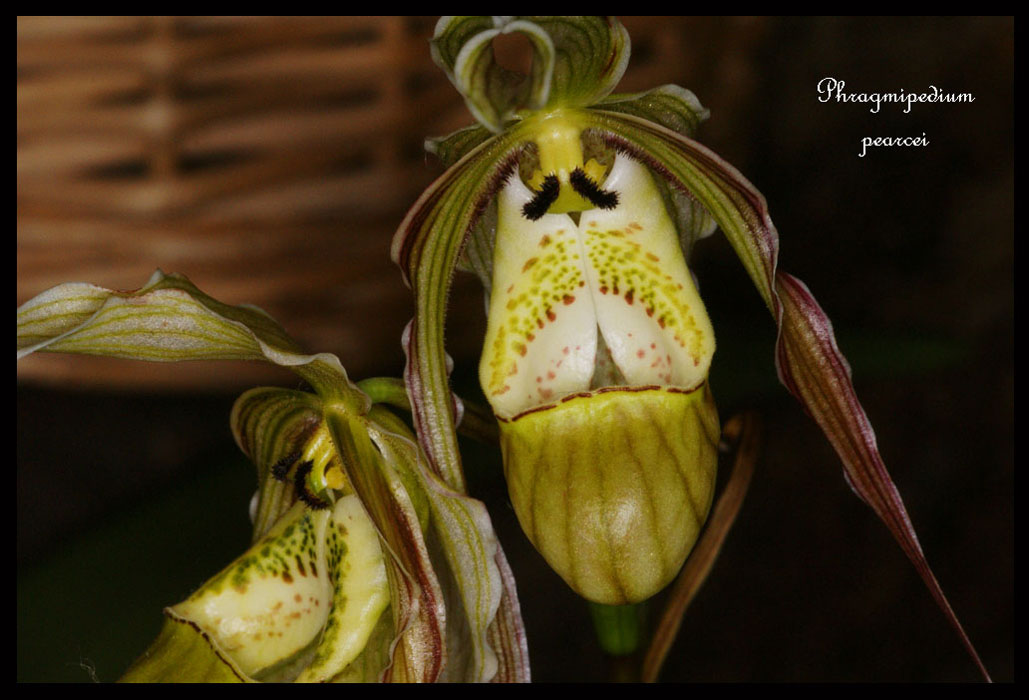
18, 17, 1012, 682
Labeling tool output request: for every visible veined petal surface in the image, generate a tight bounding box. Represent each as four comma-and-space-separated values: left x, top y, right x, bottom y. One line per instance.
16, 270, 361, 403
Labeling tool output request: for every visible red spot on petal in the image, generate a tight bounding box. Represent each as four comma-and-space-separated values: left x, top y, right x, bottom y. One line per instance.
562, 294, 575, 305
636, 349, 645, 359
624, 289, 634, 304
506, 284, 514, 294
650, 342, 656, 349
600, 286, 608, 294
547, 371, 555, 380
646, 307, 654, 317
522, 257, 539, 272
562, 346, 570, 355
546, 309, 556, 322
537, 318, 544, 329
658, 317, 666, 328
539, 235, 552, 247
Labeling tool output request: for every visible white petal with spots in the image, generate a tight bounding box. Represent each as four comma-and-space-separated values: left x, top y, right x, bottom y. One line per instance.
480, 174, 597, 419
582, 154, 714, 388
481, 154, 714, 418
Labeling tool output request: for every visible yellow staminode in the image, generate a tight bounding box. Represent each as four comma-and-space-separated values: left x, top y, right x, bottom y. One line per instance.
301, 425, 350, 495
522, 112, 609, 215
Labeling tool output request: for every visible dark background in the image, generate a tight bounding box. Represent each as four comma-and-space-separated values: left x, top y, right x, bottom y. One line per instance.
18, 17, 1012, 682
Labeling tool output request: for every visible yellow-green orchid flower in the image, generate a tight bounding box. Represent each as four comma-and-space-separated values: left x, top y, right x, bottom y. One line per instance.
391, 16, 987, 678
16, 270, 529, 682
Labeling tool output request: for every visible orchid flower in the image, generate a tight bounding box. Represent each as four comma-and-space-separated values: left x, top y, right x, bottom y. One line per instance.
391, 16, 987, 678
16, 270, 529, 682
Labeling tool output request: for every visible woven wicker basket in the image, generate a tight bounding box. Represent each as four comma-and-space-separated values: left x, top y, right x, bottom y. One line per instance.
17, 16, 765, 390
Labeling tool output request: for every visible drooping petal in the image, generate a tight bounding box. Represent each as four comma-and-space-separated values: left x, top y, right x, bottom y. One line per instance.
369, 403, 525, 682
582, 109, 989, 679
323, 408, 446, 682
392, 124, 534, 682
773, 273, 987, 678
361, 393, 531, 682
392, 125, 526, 489
16, 269, 364, 405
486, 546, 531, 682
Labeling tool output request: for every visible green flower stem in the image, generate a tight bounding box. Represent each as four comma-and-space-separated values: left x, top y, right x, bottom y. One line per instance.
357, 376, 411, 409
588, 601, 645, 658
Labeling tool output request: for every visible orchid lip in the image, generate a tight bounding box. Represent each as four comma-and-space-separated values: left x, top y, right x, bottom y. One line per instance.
480, 151, 716, 420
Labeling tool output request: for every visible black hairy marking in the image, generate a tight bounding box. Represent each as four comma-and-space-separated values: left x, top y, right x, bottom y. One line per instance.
570, 167, 619, 209
522, 174, 560, 221
271, 450, 301, 481
293, 459, 330, 510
